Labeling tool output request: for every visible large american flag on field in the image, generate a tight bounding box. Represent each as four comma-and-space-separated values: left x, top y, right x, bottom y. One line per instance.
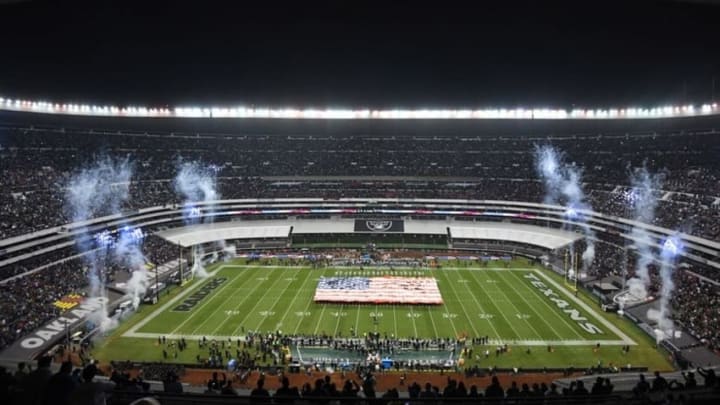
314, 277, 443, 304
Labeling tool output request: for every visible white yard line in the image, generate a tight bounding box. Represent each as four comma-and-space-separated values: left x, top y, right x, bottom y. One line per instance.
333, 304, 344, 337
293, 271, 326, 334
503, 269, 584, 340
409, 306, 419, 337
426, 306, 440, 338
169, 271, 246, 336
354, 305, 361, 336
275, 268, 316, 332
251, 270, 306, 332
192, 270, 264, 336
493, 271, 565, 341
392, 304, 398, 337
465, 268, 526, 340
229, 268, 289, 335
124, 265, 232, 336
457, 274, 503, 340
123, 266, 240, 336
439, 270, 479, 337
533, 270, 636, 345
483, 271, 546, 340
373, 304, 379, 332
313, 305, 328, 335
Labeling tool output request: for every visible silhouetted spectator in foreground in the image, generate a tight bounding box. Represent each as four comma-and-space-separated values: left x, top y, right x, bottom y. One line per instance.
69, 364, 116, 405
274, 376, 300, 404
634, 374, 650, 397
221, 380, 237, 396
485, 376, 505, 398
652, 371, 668, 392
23, 355, 53, 405
162, 372, 183, 393
45, 361, 77, 405
698, 367, 717, 388
250, 378, 270, 404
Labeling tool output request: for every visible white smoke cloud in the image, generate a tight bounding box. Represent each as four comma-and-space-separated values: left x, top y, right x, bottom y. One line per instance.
114, 227, 149, 310
653, 236, 682, 338
174, 161, 222, 278
625, 166, 664, 307
190, 245, 210, 279
63, 156, 135, 332
534, 145, 596, 272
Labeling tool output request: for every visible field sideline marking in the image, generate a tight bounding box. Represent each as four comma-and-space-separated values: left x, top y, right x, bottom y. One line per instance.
532, 270, 636, 345
123, 265, 235, 337
122, 330, 634, 346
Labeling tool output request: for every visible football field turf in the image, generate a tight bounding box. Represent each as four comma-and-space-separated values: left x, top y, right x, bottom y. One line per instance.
125, 263, 630, 345
93, 260, 672, 369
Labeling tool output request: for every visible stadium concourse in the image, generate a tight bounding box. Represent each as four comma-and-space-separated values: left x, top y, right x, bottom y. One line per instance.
1, 106, 720, 404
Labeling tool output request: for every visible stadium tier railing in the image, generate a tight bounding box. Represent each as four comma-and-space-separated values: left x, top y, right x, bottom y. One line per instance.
2, 198, 718, 275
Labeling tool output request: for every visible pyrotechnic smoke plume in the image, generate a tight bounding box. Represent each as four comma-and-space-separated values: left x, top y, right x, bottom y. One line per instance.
174, 161, 229, 277
624, 166, 664, 302
534, 145, 596, 272
64, 156, 137, 331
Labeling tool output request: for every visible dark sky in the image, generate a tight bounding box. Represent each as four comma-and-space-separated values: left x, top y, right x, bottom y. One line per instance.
0, 0, 719, 108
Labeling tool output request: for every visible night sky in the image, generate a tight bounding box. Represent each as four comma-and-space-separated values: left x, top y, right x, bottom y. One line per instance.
0, 0, 719, 108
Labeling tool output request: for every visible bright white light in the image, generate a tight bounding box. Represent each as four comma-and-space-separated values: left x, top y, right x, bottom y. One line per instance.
565, 207, 578, 219
0, 94, 718, 120
662, 236, 682, 258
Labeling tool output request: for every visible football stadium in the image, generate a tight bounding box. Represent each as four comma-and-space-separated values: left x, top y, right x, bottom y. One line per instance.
2, 1, 720, 404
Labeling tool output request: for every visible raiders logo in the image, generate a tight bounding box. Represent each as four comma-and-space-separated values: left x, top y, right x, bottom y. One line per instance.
366, 220, 393, 232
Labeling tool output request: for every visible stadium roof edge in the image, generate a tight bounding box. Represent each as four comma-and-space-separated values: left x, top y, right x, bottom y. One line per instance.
0, 94, 718, 120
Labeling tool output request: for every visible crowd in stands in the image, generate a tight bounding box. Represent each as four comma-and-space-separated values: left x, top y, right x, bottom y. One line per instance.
0, 259, 88, 350
143, 236, 179, 268
1, 127, 720, 241
672, 274, 720, 350
0, 355, 718, 404
1, 126, 720, 361
0, 236, 180, 351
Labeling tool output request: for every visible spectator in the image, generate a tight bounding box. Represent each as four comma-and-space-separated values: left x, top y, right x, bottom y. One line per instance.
22, 355, 53, 405
69, 364, 116, 405
274, 376, 300, 404
45, 361, 77, 405
250, 378, 270, 404
485, 376, 504, 398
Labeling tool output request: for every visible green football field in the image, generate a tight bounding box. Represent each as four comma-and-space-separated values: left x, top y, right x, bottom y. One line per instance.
93, 260, 673, 370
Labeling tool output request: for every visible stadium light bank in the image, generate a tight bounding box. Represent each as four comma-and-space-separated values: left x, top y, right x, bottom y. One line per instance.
0, 95, 718, 120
